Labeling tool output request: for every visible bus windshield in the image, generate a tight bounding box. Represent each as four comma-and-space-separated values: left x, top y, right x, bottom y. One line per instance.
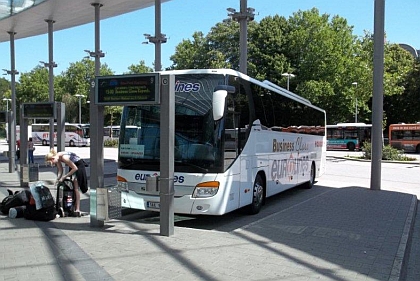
80, 124, 90, 139
118, 74, 225, 173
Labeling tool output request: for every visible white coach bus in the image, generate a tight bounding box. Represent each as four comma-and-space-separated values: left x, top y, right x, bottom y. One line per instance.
32, 123, 90, 147
117, 69, 326, 215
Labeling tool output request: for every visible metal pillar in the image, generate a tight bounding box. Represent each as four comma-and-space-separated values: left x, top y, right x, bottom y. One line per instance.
155, 0, 162, 71
160, 75, 175, 236
227, 0, 254, 74
7, 32, 17, 173
143, 0, 167, 71
45, 20, 56, 150
239, 0, 247, 74
89, 3, 105, 227
370, 0, 385, 190
19, 107, 28, 187
56, 102, 65, 152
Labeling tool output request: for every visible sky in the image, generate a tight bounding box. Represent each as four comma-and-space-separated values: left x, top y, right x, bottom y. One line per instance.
0, 0, 419, 79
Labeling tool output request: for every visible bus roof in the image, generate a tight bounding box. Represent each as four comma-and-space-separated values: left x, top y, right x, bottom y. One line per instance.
327, 123, 372, 128
154, 68, 325, 113
389, 123, 420, 129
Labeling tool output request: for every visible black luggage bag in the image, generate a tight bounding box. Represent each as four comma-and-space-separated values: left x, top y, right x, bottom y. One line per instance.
56, 179, 76, 217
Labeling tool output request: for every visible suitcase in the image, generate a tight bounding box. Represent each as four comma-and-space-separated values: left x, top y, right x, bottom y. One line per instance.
56, 178, 75, 217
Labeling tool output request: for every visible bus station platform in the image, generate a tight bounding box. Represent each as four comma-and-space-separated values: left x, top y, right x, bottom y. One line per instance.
0, 152, 418, 281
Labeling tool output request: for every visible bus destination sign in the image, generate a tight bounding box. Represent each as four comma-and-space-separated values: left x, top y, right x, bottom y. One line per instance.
96, 74, 160, 105
22, 102, 55, 119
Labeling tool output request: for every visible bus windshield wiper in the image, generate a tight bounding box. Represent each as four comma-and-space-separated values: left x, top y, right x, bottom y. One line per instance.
175, 160, 208, 172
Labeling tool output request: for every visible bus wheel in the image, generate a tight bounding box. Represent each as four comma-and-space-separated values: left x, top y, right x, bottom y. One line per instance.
69, 140, 75, 147
347, 142, 355, 151
303, 162, 316, 189
247, 173, 265, 215
42, 140, 48, 146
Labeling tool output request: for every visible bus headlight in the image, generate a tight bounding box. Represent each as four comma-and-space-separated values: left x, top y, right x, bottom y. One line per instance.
117, 175, 129, 192
192, 181, 219, 198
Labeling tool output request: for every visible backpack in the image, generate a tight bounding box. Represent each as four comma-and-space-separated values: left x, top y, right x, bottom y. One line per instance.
30, 182, 54, 210
0, 189, 31, 215
23, 204, 56, 221
0, 195, 14, 215
23, 182, 57, 221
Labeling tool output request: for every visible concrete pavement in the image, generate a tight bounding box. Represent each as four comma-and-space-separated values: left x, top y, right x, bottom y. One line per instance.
0, 148, 418, 281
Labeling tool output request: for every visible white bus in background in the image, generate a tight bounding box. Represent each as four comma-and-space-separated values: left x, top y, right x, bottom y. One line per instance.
117, 69, 326, 216
31, 123, 90, 147
5, 124, 32, 143
104, 125, 121, 141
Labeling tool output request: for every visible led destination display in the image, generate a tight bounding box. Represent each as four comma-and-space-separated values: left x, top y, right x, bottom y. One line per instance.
96, 74, 160, 105
22, 102, 55, 119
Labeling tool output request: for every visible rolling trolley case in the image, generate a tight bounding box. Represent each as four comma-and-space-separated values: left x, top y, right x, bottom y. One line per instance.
56, 178, 75, 217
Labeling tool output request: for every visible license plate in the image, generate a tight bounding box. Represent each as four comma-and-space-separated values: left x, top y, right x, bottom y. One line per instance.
147, 201, 160, 209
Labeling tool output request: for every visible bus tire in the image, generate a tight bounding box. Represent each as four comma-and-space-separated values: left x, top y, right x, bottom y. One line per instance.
347, 142, 355, 151
247, 173, 265, 215
69, 140, 75, 147
42, 139, 48, 146
303, 162, 316, 189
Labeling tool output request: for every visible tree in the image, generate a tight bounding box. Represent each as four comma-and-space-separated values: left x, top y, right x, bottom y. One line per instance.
357, 34, 415, 125
169, 10, 420, 126
16, 65, 50, 103
0, 77, 10, 97
58, 58, 113, 123
14, 66, 52, 122
125, 60, 153, 74
169, 31, 211, 69
285, 8, 361, 123
383, 49, 419, 125
248, 15, 289, 82
169, 9, 363, 124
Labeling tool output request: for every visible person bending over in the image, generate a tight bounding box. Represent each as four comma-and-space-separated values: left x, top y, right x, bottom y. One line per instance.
45, 149, 88, 216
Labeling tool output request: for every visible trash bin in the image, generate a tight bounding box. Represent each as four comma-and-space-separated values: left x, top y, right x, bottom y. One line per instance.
21, 163, 39, 183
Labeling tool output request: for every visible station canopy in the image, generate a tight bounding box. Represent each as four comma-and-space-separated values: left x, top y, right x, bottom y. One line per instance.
0, 0, 170, 43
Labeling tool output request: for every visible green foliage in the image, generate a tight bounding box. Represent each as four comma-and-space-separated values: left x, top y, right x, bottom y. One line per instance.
169, 8, 418, 125
125, 60, 153, 74
362, 142, 416, 161
16, 66, 50, 103
104, 138, 118, 147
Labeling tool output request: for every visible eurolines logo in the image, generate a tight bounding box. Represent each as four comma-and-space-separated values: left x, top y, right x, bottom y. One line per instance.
175, 80, 201, 92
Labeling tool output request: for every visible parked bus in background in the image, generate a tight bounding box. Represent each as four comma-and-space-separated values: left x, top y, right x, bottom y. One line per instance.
31, 123, 90, 147
5, 124, 32, 143
117, 69, 326, 216
104, 126, 121, 141
326, 123, 372, 151
389, 123, 420, 153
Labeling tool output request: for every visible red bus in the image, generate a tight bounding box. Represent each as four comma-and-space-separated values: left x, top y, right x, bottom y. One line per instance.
389, 123, 420, 153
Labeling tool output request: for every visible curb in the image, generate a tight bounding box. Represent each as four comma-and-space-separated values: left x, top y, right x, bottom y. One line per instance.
390, 195, 418, 281
328, 156, 419, 165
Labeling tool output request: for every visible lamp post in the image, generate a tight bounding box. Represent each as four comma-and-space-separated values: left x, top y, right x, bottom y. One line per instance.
75, 94, 85, 124
281, 73, 295, 90
2, 98, 11, 111
352, 82, 358, 123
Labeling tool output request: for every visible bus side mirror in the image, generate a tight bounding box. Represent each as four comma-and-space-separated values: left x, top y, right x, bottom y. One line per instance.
212, 85, 235, 121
